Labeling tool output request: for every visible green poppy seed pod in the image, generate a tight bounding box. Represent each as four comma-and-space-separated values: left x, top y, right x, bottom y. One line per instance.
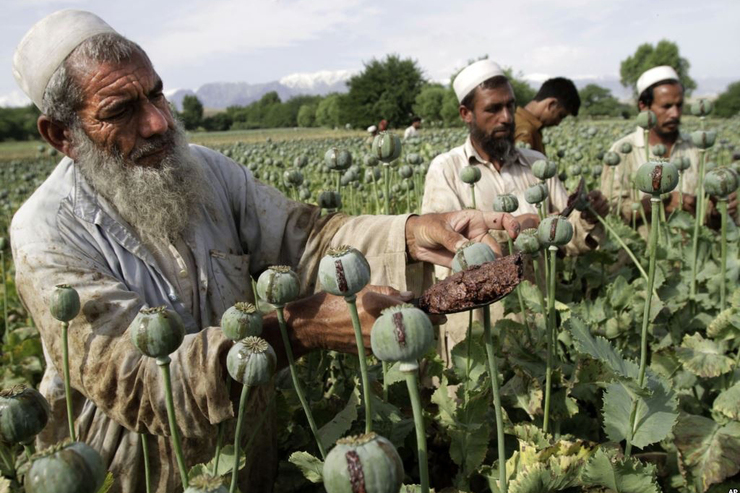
568, 164, 582, 176
325, 148, 352, 171
451, 241, 497, 273
185, 475, 228, 493
226, 337, 276, 387
706, 161, 717, 172
221, 302, 263, 341
371, 304, 433, 370
572, 151, 584, 162
636, 110, 657, 130
406, 153, 422, 165
619, 142, 633, 154
524, 182, 549, 204
49, 284, 80, 323
635, 160, 679, 195
283, 169, 304, 187
691, 98, 713, 117
531, 159, 558, 180
373, 132, 402, 163
538, 216, 574, 247
603, 151, 621, 166
672, 156, 692, 172
363, 155, 379, 167
26, 442, 106, 493
459, 165, 482, 184
492, 193, 519, 213
557, 149, 566, 159
0, 386, 50, 444
294, 156, 308, 168
318, 190, 342, 209
130, 306, 185, 359
515, 228, 541, 254
256, 266, 300, 307
398, 165, 413, 179
323, 433, 403, 493
591, 166, 603, 177
651, 144, 667, 158
703, 168, 739, 198
319, 246, 371, 297
631, 202, 641, 212
691, 130, 717, 149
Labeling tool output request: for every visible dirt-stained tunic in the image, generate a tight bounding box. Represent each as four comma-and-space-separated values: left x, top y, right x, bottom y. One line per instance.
10, 144, 415, 493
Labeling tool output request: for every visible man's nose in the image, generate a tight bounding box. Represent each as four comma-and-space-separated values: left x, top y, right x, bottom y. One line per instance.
139, 101, 169, 138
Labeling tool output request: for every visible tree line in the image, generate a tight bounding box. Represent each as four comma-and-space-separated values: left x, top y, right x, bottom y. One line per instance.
1, 40, 739, 142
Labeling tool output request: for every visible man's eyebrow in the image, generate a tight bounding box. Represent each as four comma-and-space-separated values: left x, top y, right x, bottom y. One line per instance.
148, 78, 164, 97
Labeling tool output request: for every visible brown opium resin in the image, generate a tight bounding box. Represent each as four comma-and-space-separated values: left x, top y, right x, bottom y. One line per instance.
419, 253, 523, 314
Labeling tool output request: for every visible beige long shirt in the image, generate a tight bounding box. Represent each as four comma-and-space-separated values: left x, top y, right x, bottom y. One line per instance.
11, 144, 417, 493
421, 136, 598, 359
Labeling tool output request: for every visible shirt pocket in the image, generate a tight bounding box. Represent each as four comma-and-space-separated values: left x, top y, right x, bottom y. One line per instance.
208, 250, 254, 318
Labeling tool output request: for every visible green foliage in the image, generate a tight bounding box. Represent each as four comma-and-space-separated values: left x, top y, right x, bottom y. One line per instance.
503, 68, 536, 107
675, 332, 734, 378
0, 105, 40, 142
288, 451, 323, 483
296, 104, 317, 128
713, 381, 740, 421
579, 84, 635, 118
413, 84, 447, 123
315, 94, 345, 128
674, 414, 740, 491
343, 54, 425, 129
180, 94, 204, 130
619, 39, 697, 96
713, 81, 740, 117
581, 447, 660, 493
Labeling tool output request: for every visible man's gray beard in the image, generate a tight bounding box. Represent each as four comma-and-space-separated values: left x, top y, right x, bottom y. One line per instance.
73, 122, 212, 246
469, 120, 518, 166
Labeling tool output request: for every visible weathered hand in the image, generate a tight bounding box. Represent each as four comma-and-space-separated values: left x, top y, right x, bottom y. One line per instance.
405, 210, 520, 266
581, 190, 609, 223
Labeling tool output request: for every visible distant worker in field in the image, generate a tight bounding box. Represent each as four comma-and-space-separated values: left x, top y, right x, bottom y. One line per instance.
11, 10, 520, 492
404, 116, 421, 139
601, 65, 737, 225
422, 59, 607, 361
514, 77, 581, 155
378, 118, 388, 132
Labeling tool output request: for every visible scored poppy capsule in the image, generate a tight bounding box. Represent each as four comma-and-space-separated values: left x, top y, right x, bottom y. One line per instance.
0, 385, 50, 445
451, 241, 496, 273
672, 156, 691, 172
49, 284, 80, 323
256, 266, 300, 308
538, 216, 574, 248
324, 148, 352, 171
704, 168, 739, 199
532, 159, 558, 180
372, 132, 402, 163
636, 110, 657, 130
323, 433, 404, 493
370, 304, 433, 372
220, 302, 263, 341
459, 165, 481, 185
524, 182, 549, 205
318, 246, 371, 298
691, 98, 713, 117
492, 193, 519, 213
184, 474, 228, 493
129, 306, 185, 360
26, 441, 106, 493
635, 160, 679, 196
691, 130, 717, 149
226, 337, 277, 387
515, 228, 542, 254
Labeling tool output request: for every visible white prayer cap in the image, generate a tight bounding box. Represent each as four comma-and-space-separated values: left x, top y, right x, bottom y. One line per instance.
453, 59, 506, 103
636, 66, 679, 96
367, 125, 377, 133
13, 10, 118, 110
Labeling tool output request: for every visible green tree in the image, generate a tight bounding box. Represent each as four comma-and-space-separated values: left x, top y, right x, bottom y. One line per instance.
503, 68, 535, 107
343, 54, 425, 128
297, 104, 317, 127
714, 81, 740, 117
579, 84, 635, 118
414, 84, 446, 123
315, 93, 344, 128
180, 94, 204, 130
202, 112, 232, 131
441, 88, 463, 126
620, 40, 697, 96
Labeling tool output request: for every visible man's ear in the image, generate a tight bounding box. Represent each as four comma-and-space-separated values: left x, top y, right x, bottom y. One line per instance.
37, 115, 75, 158
545, 97, 560, 115
459, 104, 473, 125
637, 100, 648, 112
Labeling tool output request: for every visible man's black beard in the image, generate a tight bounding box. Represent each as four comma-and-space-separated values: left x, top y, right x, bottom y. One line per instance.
469, 120, 517, 165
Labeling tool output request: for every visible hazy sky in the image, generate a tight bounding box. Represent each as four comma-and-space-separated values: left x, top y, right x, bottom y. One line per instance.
3, 0, 739, 104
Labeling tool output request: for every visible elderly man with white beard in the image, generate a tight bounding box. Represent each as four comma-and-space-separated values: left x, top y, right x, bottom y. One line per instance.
10, 10, 520, 493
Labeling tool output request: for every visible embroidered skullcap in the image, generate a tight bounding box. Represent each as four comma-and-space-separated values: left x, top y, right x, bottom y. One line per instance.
636, 66, 679, 96
453, 59, 506, 103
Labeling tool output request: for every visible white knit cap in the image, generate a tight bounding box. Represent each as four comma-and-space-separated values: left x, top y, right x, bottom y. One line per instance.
367, 125, 377, 133
636, 66, 679, 96
453, 59, 506, 103
13, 10, 118, 110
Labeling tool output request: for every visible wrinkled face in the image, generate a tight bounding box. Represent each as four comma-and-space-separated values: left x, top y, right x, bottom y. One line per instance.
643, 83, 684, 137
73, 51, 176, 167
462, 84, 518, 164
